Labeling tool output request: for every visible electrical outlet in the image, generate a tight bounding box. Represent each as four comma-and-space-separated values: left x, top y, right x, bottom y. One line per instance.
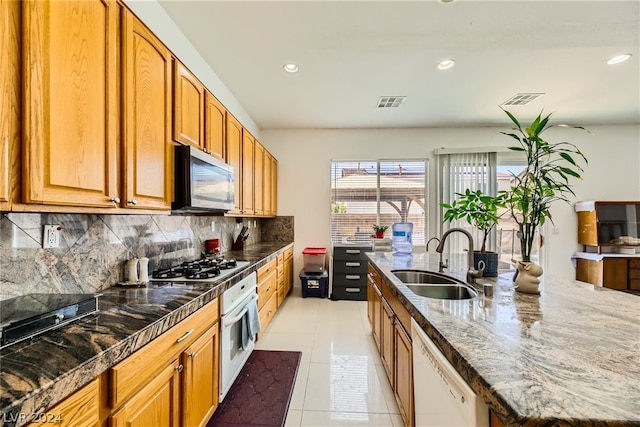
211, 221, 215, 232
253, 220, 257, 228
43, 225, 61, 248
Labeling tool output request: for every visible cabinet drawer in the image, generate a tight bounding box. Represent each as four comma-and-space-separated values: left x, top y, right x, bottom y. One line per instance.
26, 378, 99, 427
284, 247, 293, 259
629, 258, 640, 268
257, 258, 277, 282
257, 269, 277, 310
629, 268, 640, 279
629, 279, 640, 290
331, 284, 367, 301
110, 299, 219, 408
333, 260, 368, 274
333, 272, 368, 287
333, 246, 372, 260
258, 292, 278, 334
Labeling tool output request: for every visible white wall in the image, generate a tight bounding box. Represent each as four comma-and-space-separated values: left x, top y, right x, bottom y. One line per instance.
263, 125, 640, 280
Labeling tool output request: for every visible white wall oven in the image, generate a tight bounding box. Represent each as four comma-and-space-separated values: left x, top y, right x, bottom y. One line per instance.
219, 272, 258, 401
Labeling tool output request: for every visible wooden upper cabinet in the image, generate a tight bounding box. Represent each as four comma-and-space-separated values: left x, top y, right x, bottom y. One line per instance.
23, 0, 120, 207
0, 0, 20, 210
254, 140, 265, 216
242, 131, 255, 215
225, 114, 243, 215
173, 60, 204, 148
264, 151, 273, 216
204, 92, 226, 160
121, 10, 172, 210
271, 156, 278, 216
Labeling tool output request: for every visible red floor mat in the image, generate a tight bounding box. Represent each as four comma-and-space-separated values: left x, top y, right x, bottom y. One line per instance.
207, 350, 302, 427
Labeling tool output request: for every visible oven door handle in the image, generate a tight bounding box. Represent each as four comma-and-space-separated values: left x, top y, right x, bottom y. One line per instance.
222, 293, 258, 327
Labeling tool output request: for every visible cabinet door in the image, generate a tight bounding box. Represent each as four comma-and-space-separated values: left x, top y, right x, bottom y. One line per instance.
264, 151, 273, 216
242, 131, 255, 215
225, 114, 243, 214
394, 321, 414, 427
271, 156, 278, 216
110, 360, 180, 427
173, 61, 204, 148
0, 0, 20, 210
372, 283, 382, 351
381, 299, 394, 383
254, 140, 265, 216
603, 258, 628, 290
204, 91, 226, 160
284, 252, 293, 295
23, 0, 119, 207
182, 323, 219, 427
122, 10, 172, 210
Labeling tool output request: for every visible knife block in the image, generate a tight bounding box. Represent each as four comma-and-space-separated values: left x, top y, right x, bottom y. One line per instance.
232, 240, 245, 251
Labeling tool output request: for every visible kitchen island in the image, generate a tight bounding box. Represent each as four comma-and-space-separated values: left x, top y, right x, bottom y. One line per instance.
368, 252, 640, 426
0, 242, 293, 427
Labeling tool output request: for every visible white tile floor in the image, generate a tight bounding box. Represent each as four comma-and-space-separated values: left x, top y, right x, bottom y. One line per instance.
255, 286, 404, 427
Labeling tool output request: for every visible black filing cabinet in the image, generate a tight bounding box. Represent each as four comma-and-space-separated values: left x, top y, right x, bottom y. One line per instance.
332, 243, 372, 301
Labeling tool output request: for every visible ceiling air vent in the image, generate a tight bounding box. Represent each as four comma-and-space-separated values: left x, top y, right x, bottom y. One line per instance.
377, 96, 406, 108
502, 93, 545, 106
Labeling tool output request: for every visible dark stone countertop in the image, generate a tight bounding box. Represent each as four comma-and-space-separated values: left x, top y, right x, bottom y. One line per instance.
0, 242, 293, 427
367, 252, 640, 427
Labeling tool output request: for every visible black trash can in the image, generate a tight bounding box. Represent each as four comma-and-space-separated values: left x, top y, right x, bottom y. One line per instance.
299, 269, 328, 298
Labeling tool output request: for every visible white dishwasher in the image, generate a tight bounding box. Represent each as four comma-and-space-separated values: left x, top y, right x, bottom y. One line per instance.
411, 318, 489, 427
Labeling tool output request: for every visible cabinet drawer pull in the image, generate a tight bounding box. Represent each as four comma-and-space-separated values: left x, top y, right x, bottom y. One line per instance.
345, 262, 361, 267
345, 287, 361, 293
346, 275, 361, 280
109, 197, 120, 203
176, 329, 194, 343
176, 364, 184, 373
346, 250, 361, 254
189, 352, 196, 359
128, 199, 138, 205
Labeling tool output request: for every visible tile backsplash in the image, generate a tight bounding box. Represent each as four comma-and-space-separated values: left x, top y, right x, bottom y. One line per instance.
0, 212, 293, 301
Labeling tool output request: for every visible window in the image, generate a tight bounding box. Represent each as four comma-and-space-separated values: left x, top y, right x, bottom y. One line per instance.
330, 160, 428, 247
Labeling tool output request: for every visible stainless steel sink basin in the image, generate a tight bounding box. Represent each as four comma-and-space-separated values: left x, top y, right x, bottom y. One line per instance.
391, 269, 477, 300
405, 284, 477, 300
391, 270, 462, 285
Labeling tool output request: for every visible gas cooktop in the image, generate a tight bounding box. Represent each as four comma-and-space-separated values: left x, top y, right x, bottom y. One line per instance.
151, 257, 249, 282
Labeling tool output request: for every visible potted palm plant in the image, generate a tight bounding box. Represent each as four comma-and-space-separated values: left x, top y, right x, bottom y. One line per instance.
441, 189, 504, 277
498, 108, 589, 293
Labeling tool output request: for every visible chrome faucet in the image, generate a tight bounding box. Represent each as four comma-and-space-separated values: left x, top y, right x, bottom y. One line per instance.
435, 228, 483, 284
426, 237, 440, 252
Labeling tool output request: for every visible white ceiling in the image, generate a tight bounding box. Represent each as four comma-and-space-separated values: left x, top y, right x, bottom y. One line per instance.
157, 0, 640, 130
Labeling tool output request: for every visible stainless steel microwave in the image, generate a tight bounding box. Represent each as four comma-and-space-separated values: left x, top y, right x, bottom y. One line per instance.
172, 145, 235, 212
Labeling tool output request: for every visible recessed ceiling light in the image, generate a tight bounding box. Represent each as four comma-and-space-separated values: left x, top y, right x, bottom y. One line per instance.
439, 0, 455, 3
607, 54, 632, 65
283, 63, 299, 73
437, 59, 455, 70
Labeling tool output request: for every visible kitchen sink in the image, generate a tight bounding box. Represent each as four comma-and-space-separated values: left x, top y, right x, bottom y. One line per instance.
391, 269, 477, 300
405, 283, 477, 300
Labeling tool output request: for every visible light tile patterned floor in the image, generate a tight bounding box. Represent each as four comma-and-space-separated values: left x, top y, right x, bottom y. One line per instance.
255, 286, 404, 427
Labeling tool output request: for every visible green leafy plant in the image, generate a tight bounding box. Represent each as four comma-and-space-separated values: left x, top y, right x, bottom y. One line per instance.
441, 189, 504, 253
372, 224, 388, 233
498, 108, 589, 262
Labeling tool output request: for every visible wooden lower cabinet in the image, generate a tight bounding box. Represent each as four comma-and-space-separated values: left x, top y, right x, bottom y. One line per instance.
109, 299, 219, 427
394, 321, 414, 427
182, 323, 219, 427
26, 378, 99, 427
576, 257, 633, 290
367, 263, 414, 427
110, 360, 180, 427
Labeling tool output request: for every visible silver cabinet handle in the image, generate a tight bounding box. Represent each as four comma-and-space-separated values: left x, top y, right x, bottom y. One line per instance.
128, 199, 138, 205
109, 197, 120, 203
189, 352, 196, 359
346, 275, 361, 280
345, 262, 361, 267
176, 364, 184, 373
176, 328, 194, 343
346, 250, 361, 254
345, 287, 361, 293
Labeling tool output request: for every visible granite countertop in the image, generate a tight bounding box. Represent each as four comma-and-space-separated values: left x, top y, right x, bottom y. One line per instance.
0, 242, 293, 427
368, 252, 640, 427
